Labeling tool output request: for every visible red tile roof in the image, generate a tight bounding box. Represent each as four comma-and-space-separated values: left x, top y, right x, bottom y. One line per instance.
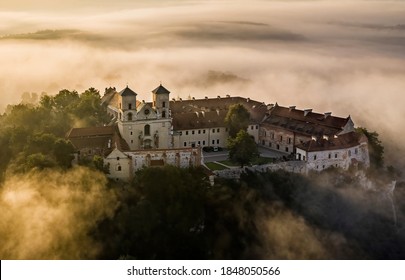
170, 96, 267, 130
296, 131, 368, 152
263, 104, 350, 137
67, 124, 129, 153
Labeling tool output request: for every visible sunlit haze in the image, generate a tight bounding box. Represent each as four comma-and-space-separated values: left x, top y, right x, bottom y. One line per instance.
1, 0, 405, 260
1, 0, 404, 167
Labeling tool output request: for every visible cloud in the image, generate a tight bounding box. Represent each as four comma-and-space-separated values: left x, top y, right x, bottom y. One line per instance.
0, 0, 404, 171
0, 29, 103, 42
0, 167, 118, 259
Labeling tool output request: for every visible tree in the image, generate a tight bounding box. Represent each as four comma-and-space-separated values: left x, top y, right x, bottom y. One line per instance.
356, 127, 384, 169
227, 129, 259, 167
53, 89, 80, 112
224, 103, 250, 138
53, 139, 75, 168
108, 166, 209, 259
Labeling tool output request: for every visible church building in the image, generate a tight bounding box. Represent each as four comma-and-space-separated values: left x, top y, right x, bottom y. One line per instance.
67, 84, 370, 181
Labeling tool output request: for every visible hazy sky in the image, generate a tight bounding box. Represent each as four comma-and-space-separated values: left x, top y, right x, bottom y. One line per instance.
1, 0, 405, 165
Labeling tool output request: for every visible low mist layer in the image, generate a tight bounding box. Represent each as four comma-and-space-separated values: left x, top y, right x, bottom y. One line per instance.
0, 167, 117, 259
1, 1, 404, 169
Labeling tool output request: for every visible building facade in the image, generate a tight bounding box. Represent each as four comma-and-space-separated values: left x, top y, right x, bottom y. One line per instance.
67, 84, 370, 181
296, 132, 370, 172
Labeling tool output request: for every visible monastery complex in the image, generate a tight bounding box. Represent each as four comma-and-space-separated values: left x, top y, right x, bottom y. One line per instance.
67, 84, 370, 181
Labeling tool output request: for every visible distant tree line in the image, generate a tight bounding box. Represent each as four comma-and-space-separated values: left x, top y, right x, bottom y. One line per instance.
0, 88, 111, 180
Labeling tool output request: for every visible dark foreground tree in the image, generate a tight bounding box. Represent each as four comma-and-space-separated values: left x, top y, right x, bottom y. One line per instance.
225, 103, 250, 138
95, 166, 209, 259
356, 127, 384, 169
227, 129, 259, 167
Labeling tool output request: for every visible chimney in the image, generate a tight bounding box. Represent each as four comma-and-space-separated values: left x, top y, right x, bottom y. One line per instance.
142, 100, 145, 103
192, 97, 196, 100
289, 106, 296, 111
246, 97, 250, 102
226, 94, 230, 98
304, 109, 312, 116
179, 98, 183, 102
324, 112, 332, 118
205, 96, 208, 100
217, 95, 221, 99
311, 135, 317, 141
172, 98, 176, 102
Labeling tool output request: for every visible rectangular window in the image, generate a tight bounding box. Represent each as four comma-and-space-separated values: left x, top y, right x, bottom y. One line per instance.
328, 153, 331, 159
277, 144, 280, 150
288, 137, 291, 144
335, 153, 337, 158
184, 142, 187, 147
179, 131, 183, 136
314, 155, 317, 160
217, 139, 219, 144
355, 148, 358, 154
280, 136, 283, 141
212, 129, 215, 133
186, 131, 189, 135
198, 141, 200, 145
198, 130, 201, 134
203, 140, 206, 145
251, 125, 254, 130
131, 140, 133, 143
162, 101, 166, 108
269, 142, 272, 147
203, 130, 206, 134
285, 147, 289, 152
192, 130, 195, 135
130, 132, 133, 135
256, 125, 259, 129
217, 128, 220, 133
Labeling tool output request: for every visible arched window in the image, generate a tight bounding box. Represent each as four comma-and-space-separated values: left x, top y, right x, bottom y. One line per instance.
144, 124, 150, 136
116, 165, 122, 171
128, 112, 133, 121
162, 111, 166, 118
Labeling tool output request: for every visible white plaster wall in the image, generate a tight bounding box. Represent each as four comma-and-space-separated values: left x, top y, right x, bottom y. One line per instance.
104, 149, 132, 181
176, 126, 228, 148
